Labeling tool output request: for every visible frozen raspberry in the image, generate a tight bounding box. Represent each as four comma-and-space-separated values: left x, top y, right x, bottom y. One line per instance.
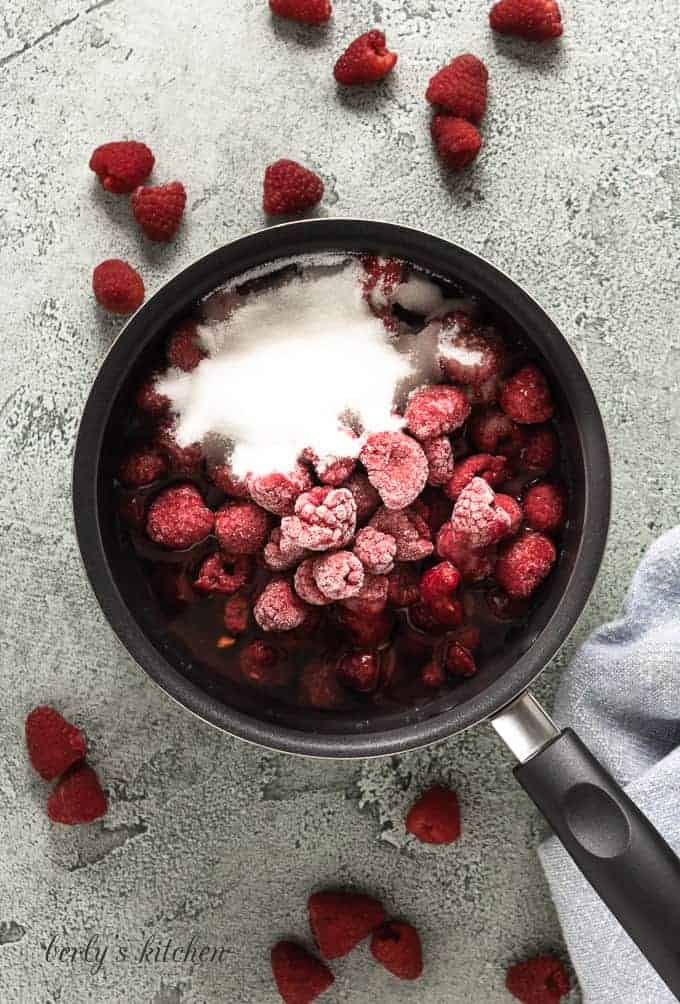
342, 573, 389, 615
496, 530, 557, 599
313, 551, 364, 600
521, 424, 559, 473
254, 579, 309, 632
361, 256, 404, 312
334, 29, 398, 86
269, 0, 332, 25
337, 651, 381, 693
89, 140, 154, 194
442, 640, 477, 678
431, 116, 482, 170
495, 494, 523, 535
308, 891, 386, 959
505, 955, 570, 1004
294, 559, 334, 606
438, 314, 504, 386
214, 501, 269, 555
360, 432, 428, 510
445, 453, 509, 500
420, 561, 463, 627
490, 0, 563, 42
146, 484, 213, 549
369, 506, 433, 562
353, 527, 396, 575
281, 486, 356, 552
421, 660, 446, 688
404, 385, 471, 441
387, 564, 421, 607
270, 941, 334, 1004
194, 553, 251, 594
118, 447, 166, 487
500, 365, 554, 424
406, 786, 461, 844
426, 54, 488, 122
343, 471, 381, 523
337, 606, 394, 648
166, 320, 206, 372
307, 450, 357, 487
370, 922, 423, 981
409, 600, 455, 634
239, 641, 291, 688
155, 423, 203, 476
25, 706, 86, 781
92, 259, 145, 314
223, 593, 250, 634
422, 436, 455, 487
436, 523, 497, 582
299, 659, 345, 709
265, 527, 308, 571
451, 478, 512, 548
152, 567, 197, 608
263, 159, 324, 215
469, 408, 521, 455
135, 378, 170, 417
523, 483, 565, 533
207, 461, 250, 498
47, 765, 108, 825
247, 464, 313, 515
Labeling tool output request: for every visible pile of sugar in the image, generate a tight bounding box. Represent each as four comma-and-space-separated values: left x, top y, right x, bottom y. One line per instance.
156, 261, 427, 477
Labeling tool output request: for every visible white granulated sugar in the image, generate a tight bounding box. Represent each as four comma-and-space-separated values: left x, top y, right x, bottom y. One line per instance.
394, 274, 445, 316
156, 260, 421, 477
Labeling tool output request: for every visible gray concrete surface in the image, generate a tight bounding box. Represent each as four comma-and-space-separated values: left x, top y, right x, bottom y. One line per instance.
1, 0, 679, 1000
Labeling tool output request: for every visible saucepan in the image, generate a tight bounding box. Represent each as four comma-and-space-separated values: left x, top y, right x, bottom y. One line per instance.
72, 219, 680, 997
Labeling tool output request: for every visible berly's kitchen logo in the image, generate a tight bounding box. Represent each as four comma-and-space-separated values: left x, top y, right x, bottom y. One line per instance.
44, 933, 230, 975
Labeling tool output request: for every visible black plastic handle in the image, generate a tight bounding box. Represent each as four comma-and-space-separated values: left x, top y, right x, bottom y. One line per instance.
516, 728, 680, 999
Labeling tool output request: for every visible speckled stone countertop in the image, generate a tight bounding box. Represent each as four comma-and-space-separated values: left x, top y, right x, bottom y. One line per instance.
1, 0, 679, 1001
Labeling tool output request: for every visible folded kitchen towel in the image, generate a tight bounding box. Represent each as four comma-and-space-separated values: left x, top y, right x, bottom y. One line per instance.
539, 526, 680, 1004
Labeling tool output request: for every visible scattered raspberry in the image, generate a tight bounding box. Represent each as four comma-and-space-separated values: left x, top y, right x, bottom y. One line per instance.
451, 477, 512, 548
146, 483, 214, 549
495, 494, 523, 535
166, 321, 206, 372
370, 922, 423, 981
500, 365, 554, 424
421, 660, 446, 688
89, 140, 154, 194
271, 941, 334, 1004
436, 523, 496, 581
265, 527, 308, 571
25, 706, 86, 781
269, 0, 332, 24
361, 256, 404, 313
438, 315, 504, 386
215, 501, 270, 555
521, 424, 559, 473
404, 385, 471, 441
431, 116, 482, 170
239, 640, 291, 688
47, 765, 108, 825
426, 54, 488, 122
442, 640, 477, 678
131, 181, 187, 242
505, 955, 570, 1004
223, 593, 250, 634
353, 527, 397, 575
337, 606, 394, 648
298, 659, 345, 709
445, 453, 509, 500
207, 461, 250, 498
248, 465, 313, 515
281, 486, 357, 551
294, 559, 334, 605
343, 471, 381, 523
406, 786, 461, 844
342, 573, 389, 615
523, 483, 565, 533
313, 551, 364, 600
420, 561, 463, 626
155, 424, 204, 476
92, 259, 144, 315
337, 651, 381, 693
117, 448, 166, 487
308, 891, 386, 959
360, 432, 428, 510
263, 160, 324, 216
333, 30, 398, 86
194, 553, 251, 594
254, 579, 309, 631
387, 563, 421, 607
136, 378, 170, 417
370, 506, 433, 562
496, 530, 556, 599
490, 0, 563, 41
469, 408, 520, 454
422, 436, 456, 487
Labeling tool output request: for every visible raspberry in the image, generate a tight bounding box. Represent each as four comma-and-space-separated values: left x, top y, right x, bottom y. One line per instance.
298, 659, 345, 709
436, 523, 497, 582
521, 424, 559, 473
405, 786, 461, 844
495, 493, 524, 535
370, 506, 433, 561
353, 526, 396, 575
387, 564, 421, 607
404, 385, 471, 441
270, 941, 334, 1004
500, 365, 554, 424
263, 160, 324, 216
166, 321, 206, 372
451, 477, 512, 548
421, 660, 446, 688
248, 464, 313, 515
337, 606, 394, 648
308, 891, 386, 959
223, 593, 250, 634
438, 314, 504, 386
445, 453, 509, 500
131, 181, 186, 242
89, 140, 154, 194
337, 651, 381, 693
420, 561, 462, 627
490, 0, 563, 42
239, 640, 291, 688
505, 956, 570, 1004
442, 640, 477, 678
422, 436, 455, 486
281, 486, 356, 551
25, 706, 86, 781
117, 448, 166, 487
313, 551, 364, 600
146, 483, 213, 549
254, 579, 309, 632
360, 432, 428, 510
207, 461, 250, 498
92, 259, 144, 314
194, 553, 251, 594
343, 471, 381, 523
214, 501, 269, 555
341, 573, 389, 615
469, 408, 520, 454
333, 30, 398, 86
496, 530, 557, 599
431, 116, 482, 170
294, 559, 334, 606
155, 424, 204, 476
452, 623, 481, 650
265, 527, 308, 571
269, 0, 332, 24
361, 256, 404, 312
370, 922, 423, 981
523, 482, 565, 533
426, 54, 488, 122
47, 765, 108, 825
136, 378, 170, 417
308, 451, 356, 487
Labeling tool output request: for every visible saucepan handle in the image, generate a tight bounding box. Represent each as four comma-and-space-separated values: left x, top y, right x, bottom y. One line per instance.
492, 692, 680, 1001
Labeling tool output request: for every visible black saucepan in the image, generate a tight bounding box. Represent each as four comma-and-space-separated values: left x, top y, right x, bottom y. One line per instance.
73, 219, 680, 997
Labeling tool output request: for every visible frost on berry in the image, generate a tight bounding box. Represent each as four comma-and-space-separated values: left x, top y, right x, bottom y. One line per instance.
451, 477, 512, 548
342, 573, 389, 615
495, 494, 524, 536
436, 522, 497, 582
281, 486, 357, 552
118, 448, 166, 487
445, 453, 509, 500
254, 579, 309, 632
500, 364, 554, 424
361, 256, 404, 313
353, 526, 397, 575
264, 527, 308, 571
194, 553, 251, 594
495, 530, 557, 599
369, 506, 433, 562
438, 313, 505, 386
360, 432, 429, 510
294, 559, 334, 606
343, 471, 381, 523
214, 501, 269, 555
313, 551, 365, 601
146, 483, 214, 550
247, 463, 313, 515
422, 436, 455, 487
304, 448, 357, 487
404, 385, 470, 441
